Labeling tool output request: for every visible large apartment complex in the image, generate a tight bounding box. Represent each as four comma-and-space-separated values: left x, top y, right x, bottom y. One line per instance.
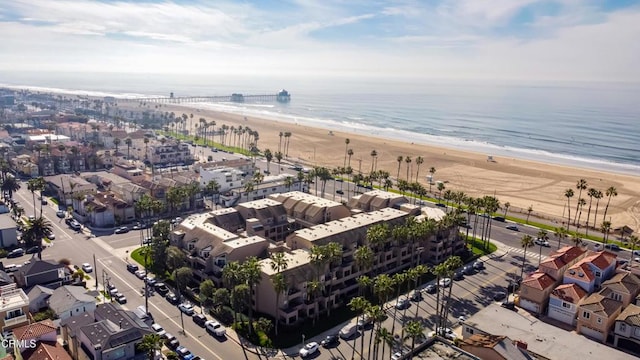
171, 190, 463, 326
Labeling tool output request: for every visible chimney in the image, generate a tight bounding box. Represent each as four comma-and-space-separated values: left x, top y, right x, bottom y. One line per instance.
513, 340, 528, 350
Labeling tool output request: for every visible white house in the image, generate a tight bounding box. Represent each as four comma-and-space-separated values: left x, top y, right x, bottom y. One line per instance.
200, 166, 246, 193
548, 283, 588, 326
48, 285, 97, 320
0, 213, 18, 248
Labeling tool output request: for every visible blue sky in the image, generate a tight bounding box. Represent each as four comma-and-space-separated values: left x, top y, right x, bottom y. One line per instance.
1, 0, 639, 81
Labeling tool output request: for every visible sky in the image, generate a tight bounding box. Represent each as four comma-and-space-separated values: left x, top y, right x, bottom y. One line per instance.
1, 0, 639, 82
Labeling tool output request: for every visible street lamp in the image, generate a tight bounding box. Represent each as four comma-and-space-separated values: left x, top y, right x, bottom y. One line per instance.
302, 334, 305, 348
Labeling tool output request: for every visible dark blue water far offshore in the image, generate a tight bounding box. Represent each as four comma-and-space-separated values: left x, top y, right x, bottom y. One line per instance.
1, 72, 638, 175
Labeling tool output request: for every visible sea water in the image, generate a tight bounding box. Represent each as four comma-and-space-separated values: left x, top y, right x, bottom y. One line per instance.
1, 72, 638, 175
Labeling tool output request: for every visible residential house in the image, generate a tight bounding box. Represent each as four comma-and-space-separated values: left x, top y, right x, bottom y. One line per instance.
0, 270, 13, 287
576, 292, 623, 342
0, 214, 18, 248
269, 191, 352, 228
27, 285, 54, 313
44, 174, 97, 208
110, 163, 145, 182
48, 285, 97, 320
538, 246, 588, 281
236, 199, 292, 242
518, 271, 557, 315
11, 154, 39, 178
195, 158, 254, 177
347, 189, 409, 212
97, 192, 135, 225
60, 303, 153, 360
564, 251, 618, 293
548, 283, 588, 326
199, 166, 245, 193
0, 284, 30, 331
14, 259, 69, 289
134, 141, 192, 165
613, 303, 640, 354
76, 193, 116, 228
49, 145, 72, 173
11, 320, 57, 353
24, 342, 72, 360
458, 334, 534, 360
600, 272, 640, 307
220, 174, 308, 207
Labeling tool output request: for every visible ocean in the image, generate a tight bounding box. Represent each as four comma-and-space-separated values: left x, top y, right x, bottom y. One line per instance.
1, 72, 638, 176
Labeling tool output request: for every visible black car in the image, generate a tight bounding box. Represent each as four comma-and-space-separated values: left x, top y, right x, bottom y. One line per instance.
25, 246, 41, 254
192, 314, 207, 327
493, 292, 507, 301
154, 282, 169, 295
410, 291, 423, 302
166, 339, 180, 350
336, 190, 344, 195
321, 334, 339, 348
7, 248, 24, 258
453, 271, 464, 281
126, 263, 139, 273
604, 244, 621, 251
425, 284, 437, 294
463, 265, 475, 275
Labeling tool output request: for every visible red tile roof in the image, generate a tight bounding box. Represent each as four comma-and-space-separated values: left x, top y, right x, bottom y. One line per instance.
583, 251, 617, 270
12, 320, 56, 341
25, 342, 72, 360
522, 271, 556, 290
551, 283, 588, 304
566, 262, 595, 281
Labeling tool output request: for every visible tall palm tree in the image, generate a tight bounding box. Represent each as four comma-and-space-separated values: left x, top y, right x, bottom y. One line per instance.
404, 320, 424, 359
536, 229, 548, 266
574, 179, 587, 225
553, 226, 567, 249
375, 327, 394, 360
404, 156, 412, 181
124, 138, 132, 160
520, 235, 534, 280
264, 149, 273, 173
269, 252, 289, 336
370, 150, 378, 174
428, 167, 436, 193
23, 216, 53, 259
414, 156, 424, 183
396, 156, 403, 181
278, 131, 283, 153
344, 138, 350, 168
602, 186, 618, 224
592, 190, 603, 230
564, 189, 574, 232
348, 296, 370, 360
585, 188, 597, 237
576, 198, 586, 231
628, 235, 639, 263
205, 180, 220, 209
113, 137, 121, 157
1, 176, 20, 199
601, 221, 612, 245
503, 202, 510, 218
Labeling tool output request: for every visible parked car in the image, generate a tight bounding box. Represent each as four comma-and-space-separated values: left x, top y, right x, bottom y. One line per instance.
81, 263, 93, 273
115, 293, 127, 304
492, 216, 506, 222
425, 284, 437, 294
395, 298, 410, 310
336, 189, 344, 195
321, 334, 339, 348
357, 314, 373, 328
126, 263, 139, 273
452, 271, 464, 281
7, 248, 24, 258
167, 338, 180, 350
166, 292, 179, 305
25, 246, 41, 254
463, 265, 475, 275
493, 292, 507, 301
437, 327, 458, 340
204, 320, 226, 336
604, 244, 621, 251
114, 226, 129, 234
299, 342, 319, 358
56, 210, 65, 218
534, 238, 550, 247
46, 233, 55, 240
192, 314, 207, 327
473, 261, 485, 270
178, 303, 195, 316
410, 290, 423, 302
175, 346, 194, 360
154, 282, 169, 295
506, 225, 519, 231
134, 270, 147, 279
151, 323, 166, 336
438, 278, 452, 287
391, 351, 406, 360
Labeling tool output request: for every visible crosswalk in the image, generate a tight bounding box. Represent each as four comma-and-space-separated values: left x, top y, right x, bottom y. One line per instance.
501, 245, 549, 261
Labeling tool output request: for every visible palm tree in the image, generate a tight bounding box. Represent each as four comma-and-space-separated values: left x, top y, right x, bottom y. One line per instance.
592, 190, 603, 230
553, 227, 567, 249
564, 189, 574, 232
113, 137, 121, 157
242, 256, 262, 336
404, 156, 412, 181
396, 156, 403, 181
143, 137, 149, 160
222, 261, 243, 323
428, 167, 436, 193
536, 229, 548, 265
576, 198, 586, 231
520, 235, 534, 280
404, 320, 424, 359
205, 180, 220, 209
503, 202, 510, 218
264, 149, 273, 174
124, 138, 132, 160
344, 138, 350, 168
601, 220, 612, 245
414, 156, 424, 183
348, 296, 370, 360
23, 216, 53, 259
370, 150, 378, 174
602, 186, 618, 224
526, 205, 533, 224
585, 188, 597, 236
137, 333, 163, 359
375, 327, 394, 360
0, 176, 20, 199
574, 179, 587, 225
269, 252, 289, 336
278, 131, 283, 153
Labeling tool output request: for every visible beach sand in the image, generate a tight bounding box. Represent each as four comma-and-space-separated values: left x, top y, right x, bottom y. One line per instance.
132, 103, 640, 235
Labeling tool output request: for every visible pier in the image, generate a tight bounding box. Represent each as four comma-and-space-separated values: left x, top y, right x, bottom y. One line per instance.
118, 89, 291, 104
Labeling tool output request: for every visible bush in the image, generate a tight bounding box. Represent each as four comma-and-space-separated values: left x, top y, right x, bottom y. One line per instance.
33, 309, 57, 322
0, 249, 7, 258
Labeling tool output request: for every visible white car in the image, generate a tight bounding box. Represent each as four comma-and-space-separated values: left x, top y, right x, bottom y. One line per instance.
178, 303, 195, 316
436, 327, 457, 340
438, 278, 452, 287
81, 263, 93, 273
391, 351, 405, 360
204, 320, 226, 336
534, 238, 550, 247
299, 342, 319, 358
151, 323, 166, 336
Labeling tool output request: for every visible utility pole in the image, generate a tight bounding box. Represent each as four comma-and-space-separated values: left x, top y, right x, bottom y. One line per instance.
93, 254, 98, 290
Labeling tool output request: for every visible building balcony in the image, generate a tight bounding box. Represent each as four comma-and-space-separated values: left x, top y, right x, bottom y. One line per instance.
4, 314, 28, 328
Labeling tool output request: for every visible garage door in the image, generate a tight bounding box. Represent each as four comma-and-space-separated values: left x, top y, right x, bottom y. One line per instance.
579, 325, 604, 342
548, 307, 575, 326
519, 298, 539, 313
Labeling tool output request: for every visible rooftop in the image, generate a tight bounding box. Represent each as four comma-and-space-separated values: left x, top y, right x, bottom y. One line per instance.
465, 302, 635, 360
617, 303, 640, 327
12, 320, 57, 341
0, 284, 29, 311
551, 283, 588, 304
261, 249, 311, 276
0, 214, 15, 230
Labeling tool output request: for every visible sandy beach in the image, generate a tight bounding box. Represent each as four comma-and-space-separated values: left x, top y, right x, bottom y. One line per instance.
131, 102, 640, 236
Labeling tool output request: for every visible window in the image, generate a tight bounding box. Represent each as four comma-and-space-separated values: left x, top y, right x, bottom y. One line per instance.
595, 271, 601, 277
583, 311, 590, 319
597, 317, 602, 324
562, 302, 571, 309
620, 323, 627, 332
611, 293, 622, 302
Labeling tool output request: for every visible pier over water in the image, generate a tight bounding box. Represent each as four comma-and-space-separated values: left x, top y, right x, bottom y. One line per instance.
119, 89, 291, 104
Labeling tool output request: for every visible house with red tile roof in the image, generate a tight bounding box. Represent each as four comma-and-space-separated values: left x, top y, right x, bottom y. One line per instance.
613, 303, 640, 355
539, 246, 587, 281
518, 271, 557, 314
564, 251, 618, 293
11, 320, 57, 353
548, 283, 588, 326
577, 292, 623, 342
24, 341, 72, 360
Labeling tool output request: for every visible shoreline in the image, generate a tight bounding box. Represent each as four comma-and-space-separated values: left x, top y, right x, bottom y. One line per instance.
149, 102, 639, 234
